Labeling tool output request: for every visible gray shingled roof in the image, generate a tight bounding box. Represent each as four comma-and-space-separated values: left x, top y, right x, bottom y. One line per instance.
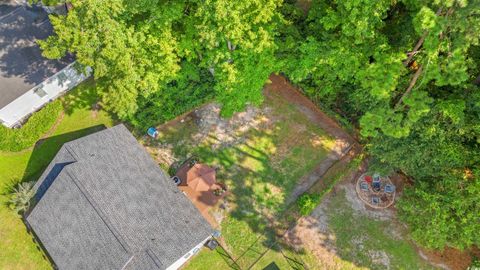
27, 125, 213, 270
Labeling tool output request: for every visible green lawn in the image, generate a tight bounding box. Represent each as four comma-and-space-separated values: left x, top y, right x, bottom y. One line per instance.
150, 92, 335, 269
0, 81, 114, 270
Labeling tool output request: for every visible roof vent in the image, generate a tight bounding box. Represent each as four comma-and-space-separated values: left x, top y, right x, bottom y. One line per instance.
34, 88, 48, 98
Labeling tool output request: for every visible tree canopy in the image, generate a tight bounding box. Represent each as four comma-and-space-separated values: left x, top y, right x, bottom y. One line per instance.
40, 0, 282, 121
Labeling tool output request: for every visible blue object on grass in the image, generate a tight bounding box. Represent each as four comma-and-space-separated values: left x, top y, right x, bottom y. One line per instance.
147, 127, 158, 138
372, 196, 380, 205
171, 176, 181, 186
212, 230, 221, 238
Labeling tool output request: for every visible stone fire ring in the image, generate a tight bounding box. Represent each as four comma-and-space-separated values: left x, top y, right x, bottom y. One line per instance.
355, 173, 396, 209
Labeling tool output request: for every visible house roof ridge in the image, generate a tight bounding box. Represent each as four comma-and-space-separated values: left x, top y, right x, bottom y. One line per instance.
64, 165, 133, 254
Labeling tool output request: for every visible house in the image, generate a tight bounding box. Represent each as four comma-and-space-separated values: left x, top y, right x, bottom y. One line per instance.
26, 125, 214, 270
0, 1, 88, 128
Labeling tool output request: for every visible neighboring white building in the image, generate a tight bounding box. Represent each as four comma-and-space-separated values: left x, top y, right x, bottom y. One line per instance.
0, 1, 88, 128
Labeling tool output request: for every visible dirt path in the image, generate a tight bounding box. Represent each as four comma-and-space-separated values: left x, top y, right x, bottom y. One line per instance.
264, 75, 354, 143
264, 74, 358, 204
284, 157, 367, 269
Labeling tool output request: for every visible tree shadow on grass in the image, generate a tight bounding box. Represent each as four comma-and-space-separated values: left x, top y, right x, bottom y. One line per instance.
26, 125, 107, 183
61, 78, 101, 116
170, 129, 329, 269
1, 125, 107, 198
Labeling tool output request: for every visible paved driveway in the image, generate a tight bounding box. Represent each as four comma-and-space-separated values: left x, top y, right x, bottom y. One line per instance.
0, 1, 72, 108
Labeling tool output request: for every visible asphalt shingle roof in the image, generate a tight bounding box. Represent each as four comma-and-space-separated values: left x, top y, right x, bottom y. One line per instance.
27, 125, 213, 270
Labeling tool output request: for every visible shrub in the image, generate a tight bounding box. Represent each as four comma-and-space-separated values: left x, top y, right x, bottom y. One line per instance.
398, 173, 480, 250
10, 181, 36, 215
0, 101, 62, 152
297, 193, 321, 216
130, 63, 215, 129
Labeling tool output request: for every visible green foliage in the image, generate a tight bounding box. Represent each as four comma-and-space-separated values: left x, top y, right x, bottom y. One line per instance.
297, 193, 321, 216
41, 0, 282, 121
28, 0, 63, 6
278, 0, 480, 250
39, 0, 181, 119
398, 171, 480, 249
0, 101, 62, 152
471, 256, 480, 269
131, 62, 215, 128
192, 0, 282, 116
10, 182, 35, 215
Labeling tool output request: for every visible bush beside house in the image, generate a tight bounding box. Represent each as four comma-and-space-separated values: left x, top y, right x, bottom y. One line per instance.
0, 101, 62, 152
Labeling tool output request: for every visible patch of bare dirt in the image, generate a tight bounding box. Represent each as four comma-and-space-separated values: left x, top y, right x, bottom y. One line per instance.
285, 201, 340, 268
145, 103, 273, 168
368, 250, 391, 269
192, 103, 273, 150
419, 246, 479, 270
284, 156, 363, 269
145, 144, 177, 166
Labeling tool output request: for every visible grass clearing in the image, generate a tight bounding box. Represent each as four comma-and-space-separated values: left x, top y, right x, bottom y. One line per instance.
0, 80, 114, 270
151, 92, 337, 269
326, 189, 432, 270
283, 150, 434, 270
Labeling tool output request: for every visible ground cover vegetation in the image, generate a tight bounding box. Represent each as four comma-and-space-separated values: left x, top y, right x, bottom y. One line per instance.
0, 102, 62, 152
40, 0, 479, 253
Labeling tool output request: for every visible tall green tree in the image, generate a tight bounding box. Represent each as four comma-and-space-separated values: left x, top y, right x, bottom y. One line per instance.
182, 0, 282, 116
40, 0, 282, 121
39, 0, 180, 118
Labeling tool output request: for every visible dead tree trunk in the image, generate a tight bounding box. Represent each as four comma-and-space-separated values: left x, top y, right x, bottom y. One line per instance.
403, 35, 428, 67
397, 7, 444, 107
403, 7, 443, 67
395, 66, 423, 108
